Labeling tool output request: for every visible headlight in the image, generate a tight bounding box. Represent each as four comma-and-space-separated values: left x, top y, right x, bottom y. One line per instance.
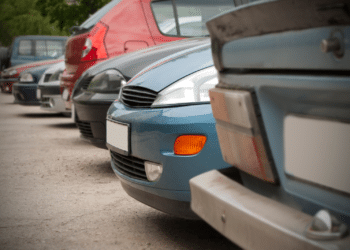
151, 66, 217, 107
49, 69, 63, 82
87, 69, 126, 92
20, 73, 34, 82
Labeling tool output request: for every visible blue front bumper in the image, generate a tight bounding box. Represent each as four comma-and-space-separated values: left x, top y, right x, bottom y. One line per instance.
107, 101, 230, 215
12, 83, 40, 105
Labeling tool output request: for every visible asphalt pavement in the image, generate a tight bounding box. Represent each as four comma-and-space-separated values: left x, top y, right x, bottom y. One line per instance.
0, 92, 240, 250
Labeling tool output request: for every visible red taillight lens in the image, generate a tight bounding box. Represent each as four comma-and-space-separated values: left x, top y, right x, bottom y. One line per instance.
81, 22, 108, 61
210, 88, 276, 183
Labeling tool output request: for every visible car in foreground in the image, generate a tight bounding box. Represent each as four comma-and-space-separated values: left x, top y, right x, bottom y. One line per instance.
37, 61, 68, 115
106, 43, 231, 219
190, 0, 350, 249
12, 57, 64, 105
72, 37, 210, 149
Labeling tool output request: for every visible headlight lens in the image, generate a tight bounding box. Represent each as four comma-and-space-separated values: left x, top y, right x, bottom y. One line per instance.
20, 73, 34, 82
151, 66, 217, 107
87, 69, 126, 92
49, 69, 63, 82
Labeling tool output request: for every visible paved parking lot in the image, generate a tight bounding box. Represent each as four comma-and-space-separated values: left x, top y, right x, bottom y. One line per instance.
0, 92, 240, 250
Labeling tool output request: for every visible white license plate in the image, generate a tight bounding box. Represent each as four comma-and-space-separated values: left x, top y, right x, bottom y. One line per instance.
36, 88, 41, 99
106, 120, 129, 153
284, 115, 350, 194
62, 88, 69, 101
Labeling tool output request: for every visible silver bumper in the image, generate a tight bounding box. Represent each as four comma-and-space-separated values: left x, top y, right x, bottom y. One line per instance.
190, 170, 350, 250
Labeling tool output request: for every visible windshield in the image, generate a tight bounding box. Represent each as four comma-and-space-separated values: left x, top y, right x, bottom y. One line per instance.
80, 0, 122, 29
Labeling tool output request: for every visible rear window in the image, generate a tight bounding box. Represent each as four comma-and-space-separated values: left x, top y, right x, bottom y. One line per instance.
35, 40, 65, 58
18, 40, 33, 56
151, 0, 236, 37
79, 0, 122, 29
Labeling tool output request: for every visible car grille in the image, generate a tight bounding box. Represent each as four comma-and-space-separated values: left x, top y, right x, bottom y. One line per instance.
76, 120, 93, 138
44, 74, 52, 82
120, 86, 157, 108
81, 76, 94, 90
110, 150, 147, 181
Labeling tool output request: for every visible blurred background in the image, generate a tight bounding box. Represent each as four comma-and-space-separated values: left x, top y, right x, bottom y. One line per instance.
0, 0, 111, 47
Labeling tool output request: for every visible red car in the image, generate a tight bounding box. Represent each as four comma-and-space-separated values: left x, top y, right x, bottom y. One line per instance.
61, 0, 223, 110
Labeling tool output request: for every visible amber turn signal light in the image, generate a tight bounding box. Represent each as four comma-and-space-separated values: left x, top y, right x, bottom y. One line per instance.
174, 135, 207, 155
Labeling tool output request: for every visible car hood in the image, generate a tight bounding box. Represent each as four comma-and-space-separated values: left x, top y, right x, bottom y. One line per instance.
83, 37, 210, 81
42, 61, 65, 75
3, 58, 64, 77
126, 43, 213, 93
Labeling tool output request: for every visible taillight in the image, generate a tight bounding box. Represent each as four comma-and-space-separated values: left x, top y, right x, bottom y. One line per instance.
210, 88, 276, 183
81, 38, 92, 58
81, 22, 108, 61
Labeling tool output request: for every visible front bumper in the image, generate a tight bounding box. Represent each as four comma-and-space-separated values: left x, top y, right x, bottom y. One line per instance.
12, 83, 40, 105
37, 85, 67, 113
0, 78, 19, 93
73, 92, 118, 149
107, 102, 230, 218
190, 170, 350, 250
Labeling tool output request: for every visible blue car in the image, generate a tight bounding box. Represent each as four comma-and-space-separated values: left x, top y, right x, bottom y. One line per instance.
12, 57, 64, 105
5, 35, 67, 69
190, 0, 350, 249
106, 43, 231, 219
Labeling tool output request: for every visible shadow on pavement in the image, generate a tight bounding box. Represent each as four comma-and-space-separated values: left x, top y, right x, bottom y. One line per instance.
79, 160, 116, 180
18, 113, 66, 118
46, 123, 77, 129
132, 213, 241, 250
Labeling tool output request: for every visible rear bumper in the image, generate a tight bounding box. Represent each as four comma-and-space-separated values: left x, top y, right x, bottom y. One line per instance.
190, 170, 350, 250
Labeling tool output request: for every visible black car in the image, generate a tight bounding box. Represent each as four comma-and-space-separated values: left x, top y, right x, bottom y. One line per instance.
72, 37, 210, 149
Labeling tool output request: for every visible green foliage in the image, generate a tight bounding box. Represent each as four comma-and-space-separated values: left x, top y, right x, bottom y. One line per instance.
0, 0, 111, 46
0, 0, 68, 46
35, 0, 111, 33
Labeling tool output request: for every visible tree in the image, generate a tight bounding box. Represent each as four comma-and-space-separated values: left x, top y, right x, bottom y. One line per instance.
0, 0, 68, 46
35, 0, 111, 33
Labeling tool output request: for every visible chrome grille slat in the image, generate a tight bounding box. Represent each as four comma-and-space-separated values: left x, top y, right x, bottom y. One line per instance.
122, 92, 156, 101
121, 96, 154, 105
120, 86, 157, 108
110, 150, 147, 181
122, 88, 157, 97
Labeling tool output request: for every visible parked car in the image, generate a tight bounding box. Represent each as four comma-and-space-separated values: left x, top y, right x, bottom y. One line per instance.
37, 61, 68, 115
190, 0, 350, 249
72, 37, 210, 149
61, 0, 237, 112
12, 57, 64, 105
3, 35, 67, 69
106, 43, 231, 219
1, 52, 65, 94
